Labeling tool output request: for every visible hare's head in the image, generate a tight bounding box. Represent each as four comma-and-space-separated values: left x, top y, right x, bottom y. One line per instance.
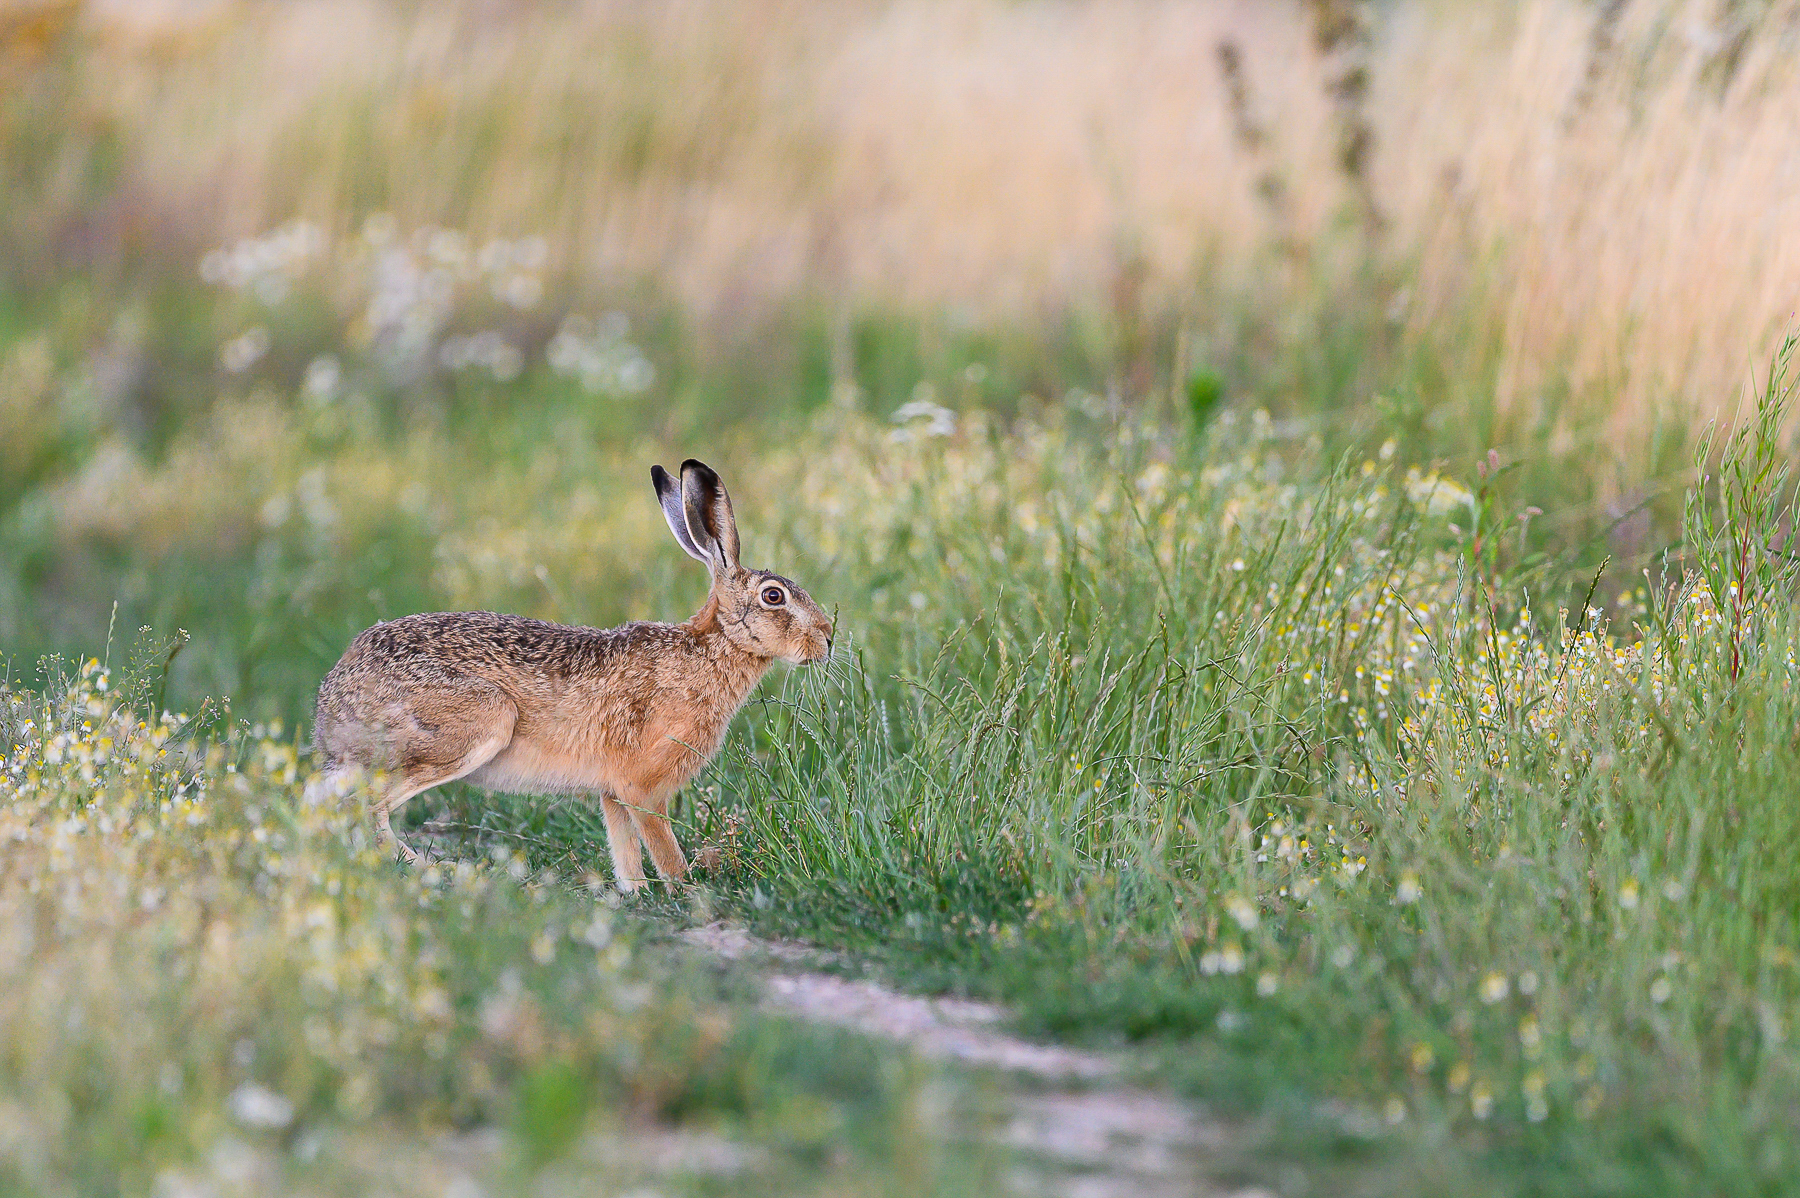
652, 460, 834, 664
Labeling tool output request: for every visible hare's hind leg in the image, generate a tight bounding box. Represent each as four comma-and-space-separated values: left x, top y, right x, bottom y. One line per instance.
377, 690, 517, 864
376, 779, 434, 864
600, 793, 647, 893
378, 736, 510, 863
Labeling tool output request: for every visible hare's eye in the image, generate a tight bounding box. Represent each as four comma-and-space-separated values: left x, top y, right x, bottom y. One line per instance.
761, 586, 786, 606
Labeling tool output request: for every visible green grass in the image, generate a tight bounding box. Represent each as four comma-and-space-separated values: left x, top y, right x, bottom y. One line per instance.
0, 653, 1015, 1196
6, 206, 1800, 1194
421, 352, 1800, 1195
8, 6, 1800, 1190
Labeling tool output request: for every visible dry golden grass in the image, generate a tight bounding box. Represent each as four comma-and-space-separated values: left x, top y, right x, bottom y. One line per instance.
1386, 2, 1800, 421
5, 0, 1799, 425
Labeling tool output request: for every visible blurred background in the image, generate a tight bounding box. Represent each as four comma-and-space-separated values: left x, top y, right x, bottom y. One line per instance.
2, 0, 1796, 716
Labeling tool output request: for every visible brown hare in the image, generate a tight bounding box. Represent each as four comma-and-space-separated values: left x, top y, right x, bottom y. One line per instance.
311, 459, 833, 889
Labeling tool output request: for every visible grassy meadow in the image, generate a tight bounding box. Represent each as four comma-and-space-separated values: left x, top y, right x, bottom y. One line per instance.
6, 0, 1800, 1194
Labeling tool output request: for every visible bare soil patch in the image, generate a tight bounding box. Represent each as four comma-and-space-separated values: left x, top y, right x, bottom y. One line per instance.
681, 922, 1277, 1198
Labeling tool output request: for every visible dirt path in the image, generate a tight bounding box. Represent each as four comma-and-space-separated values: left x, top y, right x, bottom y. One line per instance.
680, 922, 1276, 1198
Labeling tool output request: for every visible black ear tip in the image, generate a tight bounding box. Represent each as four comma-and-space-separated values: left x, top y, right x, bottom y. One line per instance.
651, 464, 670, 487
680, 457, 717, 481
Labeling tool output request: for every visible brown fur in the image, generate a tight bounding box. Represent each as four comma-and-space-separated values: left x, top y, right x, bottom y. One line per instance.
311, 461, 832, 888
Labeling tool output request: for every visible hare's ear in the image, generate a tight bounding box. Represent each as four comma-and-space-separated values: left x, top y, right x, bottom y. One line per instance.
652, 465, 709, 565
680, 458, 740, 575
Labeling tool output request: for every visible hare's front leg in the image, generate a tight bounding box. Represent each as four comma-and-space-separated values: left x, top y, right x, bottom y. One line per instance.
619, 784, 689, 887
600, 793, 648, 892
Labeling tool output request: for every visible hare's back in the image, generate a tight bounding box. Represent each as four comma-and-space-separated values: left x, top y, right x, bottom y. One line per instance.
328, 610, 657, 682
313, 612, 641, 765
